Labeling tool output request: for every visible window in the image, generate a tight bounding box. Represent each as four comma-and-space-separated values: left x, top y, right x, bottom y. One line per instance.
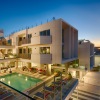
19, 37, 22, 41
23, 37, 25, 39
19, 49, 22, 54
23, 49, 26, 53
40, 47, 50, 54
40, 32, 43, 36
43, 31, 46, 36
28, 48, 32, 54
28, 34, 32, 38
40, 29, 50, 36
47, 30, 50, 36
8, 39, 12, 44
28, 34, 30, 38
62, 29, 64, 43
62, 45, 64, 58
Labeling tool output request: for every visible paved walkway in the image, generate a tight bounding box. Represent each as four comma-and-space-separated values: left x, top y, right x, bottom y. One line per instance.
72, 72, 100, 100
78, 82, 100, 95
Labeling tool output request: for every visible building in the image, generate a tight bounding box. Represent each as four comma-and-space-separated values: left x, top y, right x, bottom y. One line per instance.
94, 47, 100, 67
0, 29, 4, 37
0, 18, 79, 100
68, 39, 94, 80
0, 18, 78, 75
78, 39, 94, 70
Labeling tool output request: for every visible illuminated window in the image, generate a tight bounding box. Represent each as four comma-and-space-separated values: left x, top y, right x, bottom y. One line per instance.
40, 47, 50, 54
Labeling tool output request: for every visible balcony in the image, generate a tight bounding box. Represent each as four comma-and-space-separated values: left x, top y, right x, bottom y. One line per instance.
18, 38, 27, 46
0, 40, 14, 48
0, 54, 18, 62
18, 38, 31, 46
31, 36, 52, 45
18, 54, 31, 59
31, 54, 52, 64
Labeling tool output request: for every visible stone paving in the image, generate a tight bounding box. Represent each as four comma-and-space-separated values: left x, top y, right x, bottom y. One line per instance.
78, 82, 100, 95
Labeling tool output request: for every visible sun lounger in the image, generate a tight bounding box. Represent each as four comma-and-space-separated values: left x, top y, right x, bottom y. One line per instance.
44, 86, 54, 93
0, 89, 7, 95
52, 81, 62, 86
0, 92, 13, 100
34, 92, 44, 100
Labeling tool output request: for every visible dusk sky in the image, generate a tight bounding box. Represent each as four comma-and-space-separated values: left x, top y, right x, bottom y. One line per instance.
0, 0, 100, 46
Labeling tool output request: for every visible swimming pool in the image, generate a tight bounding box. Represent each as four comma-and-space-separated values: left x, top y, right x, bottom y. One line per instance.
0, 73, 42, 92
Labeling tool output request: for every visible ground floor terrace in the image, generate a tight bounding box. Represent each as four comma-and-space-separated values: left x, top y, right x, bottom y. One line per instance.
0, 69, 78, 100
0, 60, 79, 100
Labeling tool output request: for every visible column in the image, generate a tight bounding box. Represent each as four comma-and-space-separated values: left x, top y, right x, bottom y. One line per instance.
15, 61, 18, 69
64, 63, 69, 75
47, 64, 51, 75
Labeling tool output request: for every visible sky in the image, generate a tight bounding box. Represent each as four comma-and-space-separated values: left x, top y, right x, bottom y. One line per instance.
0, 0, 100, 46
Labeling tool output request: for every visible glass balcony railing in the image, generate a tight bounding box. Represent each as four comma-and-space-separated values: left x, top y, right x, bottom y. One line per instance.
69, 65, 87, 70
0, 82, 35, 100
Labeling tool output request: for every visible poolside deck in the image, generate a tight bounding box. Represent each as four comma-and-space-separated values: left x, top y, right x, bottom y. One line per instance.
0, 69, 55, 99
0, 69, 79, 100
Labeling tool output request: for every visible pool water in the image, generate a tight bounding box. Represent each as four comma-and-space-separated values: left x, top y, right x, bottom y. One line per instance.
0, 73, 42, 91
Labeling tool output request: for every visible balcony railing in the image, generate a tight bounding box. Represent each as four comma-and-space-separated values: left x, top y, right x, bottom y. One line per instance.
18, 54, 31, 59
18, 38, 31, 46
0, 41, 12, 46
0, 54, 18, 60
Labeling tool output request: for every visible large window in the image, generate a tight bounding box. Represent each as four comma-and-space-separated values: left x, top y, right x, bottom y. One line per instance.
40, 47, 50, 54
40, 29, 50, 36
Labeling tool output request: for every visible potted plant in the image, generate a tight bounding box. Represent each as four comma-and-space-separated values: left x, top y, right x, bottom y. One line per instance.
66, 72, 72, 80
54, 70, 62, 77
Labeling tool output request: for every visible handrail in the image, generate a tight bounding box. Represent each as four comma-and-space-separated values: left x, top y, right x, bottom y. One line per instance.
0, 81, 35, 100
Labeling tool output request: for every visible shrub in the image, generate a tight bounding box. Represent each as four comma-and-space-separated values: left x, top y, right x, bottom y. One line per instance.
54, 70, 62, 77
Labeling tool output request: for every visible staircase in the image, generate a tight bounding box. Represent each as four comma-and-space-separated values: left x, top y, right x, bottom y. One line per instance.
71, 89, 100, 100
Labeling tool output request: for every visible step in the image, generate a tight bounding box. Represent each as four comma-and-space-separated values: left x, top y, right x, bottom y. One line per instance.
76, 89, 100, 97
74, 90, 100, 99
73, 91, 100, 100
72, 94, 90, 100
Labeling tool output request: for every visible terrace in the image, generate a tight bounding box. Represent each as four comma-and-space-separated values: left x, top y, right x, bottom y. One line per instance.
0, 68, 78, 100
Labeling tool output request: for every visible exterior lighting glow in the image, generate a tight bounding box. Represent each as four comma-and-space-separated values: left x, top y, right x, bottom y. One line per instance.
8, 81, 10, 85
25, 77, 27, 81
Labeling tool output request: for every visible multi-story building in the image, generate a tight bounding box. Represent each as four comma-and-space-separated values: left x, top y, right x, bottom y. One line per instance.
94, 47, 100, 67
78, 39, 94, 70
68, 39, 94, 80
0, 18, 78, 76
0, 29, 4, 37
0, 19, 79, 100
